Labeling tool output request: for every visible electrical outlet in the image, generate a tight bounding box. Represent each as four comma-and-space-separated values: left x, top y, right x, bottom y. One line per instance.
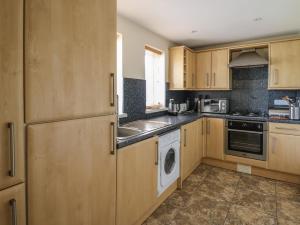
237, 164, 251, 174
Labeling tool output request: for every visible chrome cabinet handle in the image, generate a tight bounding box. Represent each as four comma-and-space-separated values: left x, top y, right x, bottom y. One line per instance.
155, 141, 158, 165
273, 69, 279, 85
110, 73, 115, 107
110, 122, 116, 155
192, 73, 195, 87
207, 120, 210, 135
271, 136, 277, 154
275, 127, 298, 131
10, 199, 17, 225
213, 72, 216, 86
206, 73, 209, 87
201, 121, 204, 135
8, 123, 16, 177
184, 129, 187, 147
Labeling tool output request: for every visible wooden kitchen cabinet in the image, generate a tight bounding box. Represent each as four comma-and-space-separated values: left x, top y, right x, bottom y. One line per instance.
196, 49, 230, 90
25, 0, 116, 123
196, 51, 212, 89
0, 183, 26, 225
117, 137, 158, 225
268, 123, 300, 175
169, 46, 196, 89
181, 120, 201, 180
198, 119, 205, 163
27, 115, 117, 225
205, 118, 224, 160
269, 39, 300, 89
0, 0, 25, 190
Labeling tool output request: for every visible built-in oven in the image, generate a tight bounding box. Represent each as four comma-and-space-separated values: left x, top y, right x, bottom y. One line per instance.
225, 120, 267, 161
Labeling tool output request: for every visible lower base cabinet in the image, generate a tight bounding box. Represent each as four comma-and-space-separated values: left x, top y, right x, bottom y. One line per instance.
117, 137, 158, 225
0, 183, 25, 225
205, 118, 224, 160
27, 116, 116, 225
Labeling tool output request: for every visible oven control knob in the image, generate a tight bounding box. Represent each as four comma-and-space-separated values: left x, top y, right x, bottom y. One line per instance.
242, 123, 247, 127
257, 124, 261, 129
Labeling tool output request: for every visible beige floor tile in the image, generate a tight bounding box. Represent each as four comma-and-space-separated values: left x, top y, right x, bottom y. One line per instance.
276, 181, 300, 197
238, 174, 276, 195
277, 196, 300, 224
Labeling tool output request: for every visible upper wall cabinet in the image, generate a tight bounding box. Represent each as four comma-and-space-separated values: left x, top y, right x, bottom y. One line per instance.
196, 49, 230, 90
0, 0, 25, 190
169, 46, 196, 90
25, 0, 116, 123
269, 39, 300, 89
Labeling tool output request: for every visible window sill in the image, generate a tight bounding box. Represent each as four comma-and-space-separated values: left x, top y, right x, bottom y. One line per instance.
145, 108, 168, 114
118, 113, 128, 119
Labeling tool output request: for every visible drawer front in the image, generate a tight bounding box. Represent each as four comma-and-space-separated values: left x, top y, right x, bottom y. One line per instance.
269, 123, 300, 136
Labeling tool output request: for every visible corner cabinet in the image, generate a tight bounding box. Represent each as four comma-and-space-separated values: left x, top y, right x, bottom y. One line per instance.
117, 137, 158, 225
25, 0, 116, 123
268, 123, 300, 175
27, 116, 117, 225
181, 120, 201, 180
269, 39, 300, 89
0, 0, 25, 190
169, 46, 196, 90
205, 118, 224, 160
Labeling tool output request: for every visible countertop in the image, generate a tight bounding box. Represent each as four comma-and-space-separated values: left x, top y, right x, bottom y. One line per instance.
117, 112, 300, 149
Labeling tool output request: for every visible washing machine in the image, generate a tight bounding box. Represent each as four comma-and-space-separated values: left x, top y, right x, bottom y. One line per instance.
157, 129, 180, 196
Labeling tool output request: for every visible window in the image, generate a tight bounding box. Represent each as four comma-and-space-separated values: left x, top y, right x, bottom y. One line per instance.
117, 33, 123, 114
145, 46, 165, 109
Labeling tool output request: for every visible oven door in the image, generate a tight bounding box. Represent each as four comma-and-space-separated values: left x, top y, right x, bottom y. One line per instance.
225, 129, 266, 160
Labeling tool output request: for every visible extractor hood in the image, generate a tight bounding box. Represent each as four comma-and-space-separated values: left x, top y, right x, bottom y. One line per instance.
229, 49, 268, 68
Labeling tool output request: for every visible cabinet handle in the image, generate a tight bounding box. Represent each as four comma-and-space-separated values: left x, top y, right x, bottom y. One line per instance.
271, 136, 277, 154
206, 73, 209, 87
110, 122, 116, 155
201, 121, 204, 135
8, 123, 16, 177
10, 199, 17, 225
213, 72, 216, 86
275, 127, 298, 131
110, 73, 115, 107
273, 69, 279, 85
207, 120, 210, 135
192, 73, 195, 87
155, 141, 158, 165
184, 129, 187, 147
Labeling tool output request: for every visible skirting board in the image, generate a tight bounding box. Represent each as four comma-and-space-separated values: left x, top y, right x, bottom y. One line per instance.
202, 158, 300, 185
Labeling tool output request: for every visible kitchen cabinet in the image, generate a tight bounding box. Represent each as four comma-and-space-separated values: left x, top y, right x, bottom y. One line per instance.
269, 39, 300, 89
268, 123, 300, 175
181, 120, 201, 180
25, 0, 116, 123
0, 183, 26, 225
169, 46, 196, 89
198, 119, 205, 162
27, 116, 116, 225
196, 49, 230, 90
205, 118, 224, 160
117, 137, 158, 225
0, 0, 25, 190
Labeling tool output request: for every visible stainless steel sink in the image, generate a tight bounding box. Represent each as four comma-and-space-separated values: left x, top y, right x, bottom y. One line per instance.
117, 127, 143, 140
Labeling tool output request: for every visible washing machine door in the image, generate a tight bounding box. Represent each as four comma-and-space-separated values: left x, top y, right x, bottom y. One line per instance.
164, 148, 176, 175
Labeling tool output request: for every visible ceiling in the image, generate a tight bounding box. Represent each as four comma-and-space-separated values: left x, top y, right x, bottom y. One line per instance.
117, 0, 300, 47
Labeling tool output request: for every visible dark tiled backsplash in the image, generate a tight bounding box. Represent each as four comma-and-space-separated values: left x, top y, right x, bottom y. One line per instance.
121, 68, 300, 122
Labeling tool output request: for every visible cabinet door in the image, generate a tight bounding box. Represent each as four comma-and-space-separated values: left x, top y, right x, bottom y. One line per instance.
186, 50, 196, 89
269, 133, 300, 175
0, 0, 24, 190
25, 0, 116, 123
0, 184, 26, 225
197, 119, 204, 163
269, 40, 300, 89
27, 115, 116, 225
211, 49, 230, 89
196, 51, 212, 89
117, 137, 158, 225
206, 118, 224, 160
169, 47, 185, 89
181, 121, 199, 180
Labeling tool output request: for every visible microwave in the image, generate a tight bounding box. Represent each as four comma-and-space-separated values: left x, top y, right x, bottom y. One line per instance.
201, 99, 229, 114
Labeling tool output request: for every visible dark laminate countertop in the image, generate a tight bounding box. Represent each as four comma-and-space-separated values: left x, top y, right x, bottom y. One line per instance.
117, 112, 300, 149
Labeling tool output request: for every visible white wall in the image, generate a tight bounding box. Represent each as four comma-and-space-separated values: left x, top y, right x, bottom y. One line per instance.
117, 14, 175, 80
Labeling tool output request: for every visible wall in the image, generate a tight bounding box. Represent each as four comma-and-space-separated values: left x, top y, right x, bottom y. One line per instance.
117, 14, 175, 80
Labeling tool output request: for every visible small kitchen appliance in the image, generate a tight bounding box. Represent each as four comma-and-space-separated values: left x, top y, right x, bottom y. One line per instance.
201, 99, 229, 114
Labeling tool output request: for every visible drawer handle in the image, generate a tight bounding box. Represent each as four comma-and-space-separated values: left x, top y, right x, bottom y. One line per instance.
275, 127, 298, 131
110, 122, 116, 155
10, 199, 17, 225
8, 122, 16, 177
184, 129, 187, 147
155, 141, 158, 165
110, 73, 115, 107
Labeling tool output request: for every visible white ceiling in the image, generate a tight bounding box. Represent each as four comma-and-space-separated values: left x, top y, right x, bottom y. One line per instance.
117, 0, 300, 47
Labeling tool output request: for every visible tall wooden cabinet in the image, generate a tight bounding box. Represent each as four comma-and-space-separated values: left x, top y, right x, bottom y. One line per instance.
0, 183, 26, 225
196, 51, 211, 89
205, 118, 224, 160
27, 116, 116, 225
269, 39, 300, 89
117, 137, 158, 225
0, 0, 25, 194
25, 0, 116, 123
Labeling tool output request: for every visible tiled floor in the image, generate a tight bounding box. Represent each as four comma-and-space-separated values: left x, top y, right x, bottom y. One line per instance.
143, 165, 300, 225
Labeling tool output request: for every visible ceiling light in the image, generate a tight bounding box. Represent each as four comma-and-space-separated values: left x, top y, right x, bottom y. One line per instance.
191, 30, 198, 34
253, 17, 263, 22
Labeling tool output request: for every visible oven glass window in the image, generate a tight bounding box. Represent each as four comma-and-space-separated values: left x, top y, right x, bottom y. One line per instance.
228, 131, 263, 154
